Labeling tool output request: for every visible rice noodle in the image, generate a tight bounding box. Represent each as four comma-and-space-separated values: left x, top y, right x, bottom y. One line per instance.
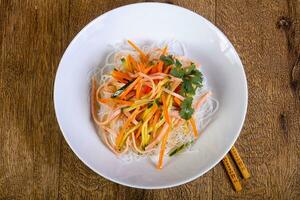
92, 40, 219, 163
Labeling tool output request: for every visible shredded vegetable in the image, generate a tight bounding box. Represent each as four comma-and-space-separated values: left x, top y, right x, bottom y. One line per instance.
91, 40, 218, 169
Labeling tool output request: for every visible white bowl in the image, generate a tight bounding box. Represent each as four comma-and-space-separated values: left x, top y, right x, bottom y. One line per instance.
54, 2, 247, 189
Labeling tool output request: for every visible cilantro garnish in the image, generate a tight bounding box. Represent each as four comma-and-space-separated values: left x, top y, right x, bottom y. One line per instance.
170, 60, 203, 120
160, 55, 174, 66
179, 97, 195, 120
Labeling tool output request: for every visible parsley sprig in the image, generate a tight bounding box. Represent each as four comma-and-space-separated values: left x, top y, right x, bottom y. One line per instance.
161, 56, 203, 120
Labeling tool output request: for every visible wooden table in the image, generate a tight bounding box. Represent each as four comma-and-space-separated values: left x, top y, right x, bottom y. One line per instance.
1, 0, 299, 199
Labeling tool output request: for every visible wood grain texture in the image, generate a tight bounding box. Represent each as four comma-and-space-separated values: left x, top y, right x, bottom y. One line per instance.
0, 0, 299, 199
214, 0, 300, 199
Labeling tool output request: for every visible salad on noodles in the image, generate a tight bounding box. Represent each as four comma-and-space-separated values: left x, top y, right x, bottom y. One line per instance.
91, 40, 218, 169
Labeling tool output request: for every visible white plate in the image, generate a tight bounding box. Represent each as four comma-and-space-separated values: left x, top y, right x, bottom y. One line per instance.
54, 3, 247, 189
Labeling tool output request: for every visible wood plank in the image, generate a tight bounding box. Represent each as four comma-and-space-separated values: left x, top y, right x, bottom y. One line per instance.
214, 0, 300, 199
30, 1, 70, 199
58, 0, 215, 200
0, 0, 69, 199
0, 1, 36, 198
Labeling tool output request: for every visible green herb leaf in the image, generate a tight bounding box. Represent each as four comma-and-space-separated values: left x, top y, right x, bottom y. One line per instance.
160, 55, 174, 66
175, 59, 182, 68
170, 59, 203, 120
170, 67, 185, 78
181, 78, 195, 96
179, 97, 194, 120
185, 63, 196, 75
190, 76, 202, 87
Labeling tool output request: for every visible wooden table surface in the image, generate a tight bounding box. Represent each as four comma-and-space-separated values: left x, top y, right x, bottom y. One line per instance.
1, 0, 299, 199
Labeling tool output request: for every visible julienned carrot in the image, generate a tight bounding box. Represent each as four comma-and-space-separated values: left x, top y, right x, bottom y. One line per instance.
136, 63, 141, 72
98, 97, 133, 106
135, 125, 142, 139
136, 81, 142, 99
162, 94, 171, 124
119, 77, 142, 99
116, 108, 140, 149
150, 65, 157, 74
157, 125, 171, 169
126, 55, 133, 72
127, 40, 147, 61
111, 70, 132, 81
143, 85, 152, 94
189, 117, 198, 138
127, 54, 137, 71
139, 63, 145, 72
157, 61, 164, 73
163, 66, 172, 74
112, 76, 128, 84
151, 110, 161, 138
173, 96, 182, 106
153, 110, 161, 125
144, 66, 152, 74
91, 78, 101, 125
125, 90, 136, 100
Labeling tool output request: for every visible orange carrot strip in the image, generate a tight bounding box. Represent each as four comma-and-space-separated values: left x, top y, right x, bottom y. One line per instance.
157, 125, 171, 169
127, 40, 147, 61
116, 108, 140, 148
125, 90, 136, 100
139, 63, 145, 72
112, 76, 128, 84
111, 70, 132, 81
98, 98, 133, 106
126, 55, 133, 72
162, 94, 171, 124
119, 77, 142, 99
150, 66, 157, 74
136, 81, 143, 99
97, 97, 110, 104
135, 125, 142, 139
189, 117, 198, 138
136, 63, 141, 72
151, 110, 161, 138
157, 61, 164, 73
144, 66, 152, 74
153, 110, 161, 125
91, 78, 101, 125
173, 96, 182, 106
163, 66, 172, 74
113, 99, 133, 106
128, 54, 137, 72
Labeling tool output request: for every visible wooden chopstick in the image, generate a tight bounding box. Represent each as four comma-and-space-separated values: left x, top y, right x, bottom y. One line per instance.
222, 155, 242, 191
222, 146, 251, 191
230, 146, 251, 179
